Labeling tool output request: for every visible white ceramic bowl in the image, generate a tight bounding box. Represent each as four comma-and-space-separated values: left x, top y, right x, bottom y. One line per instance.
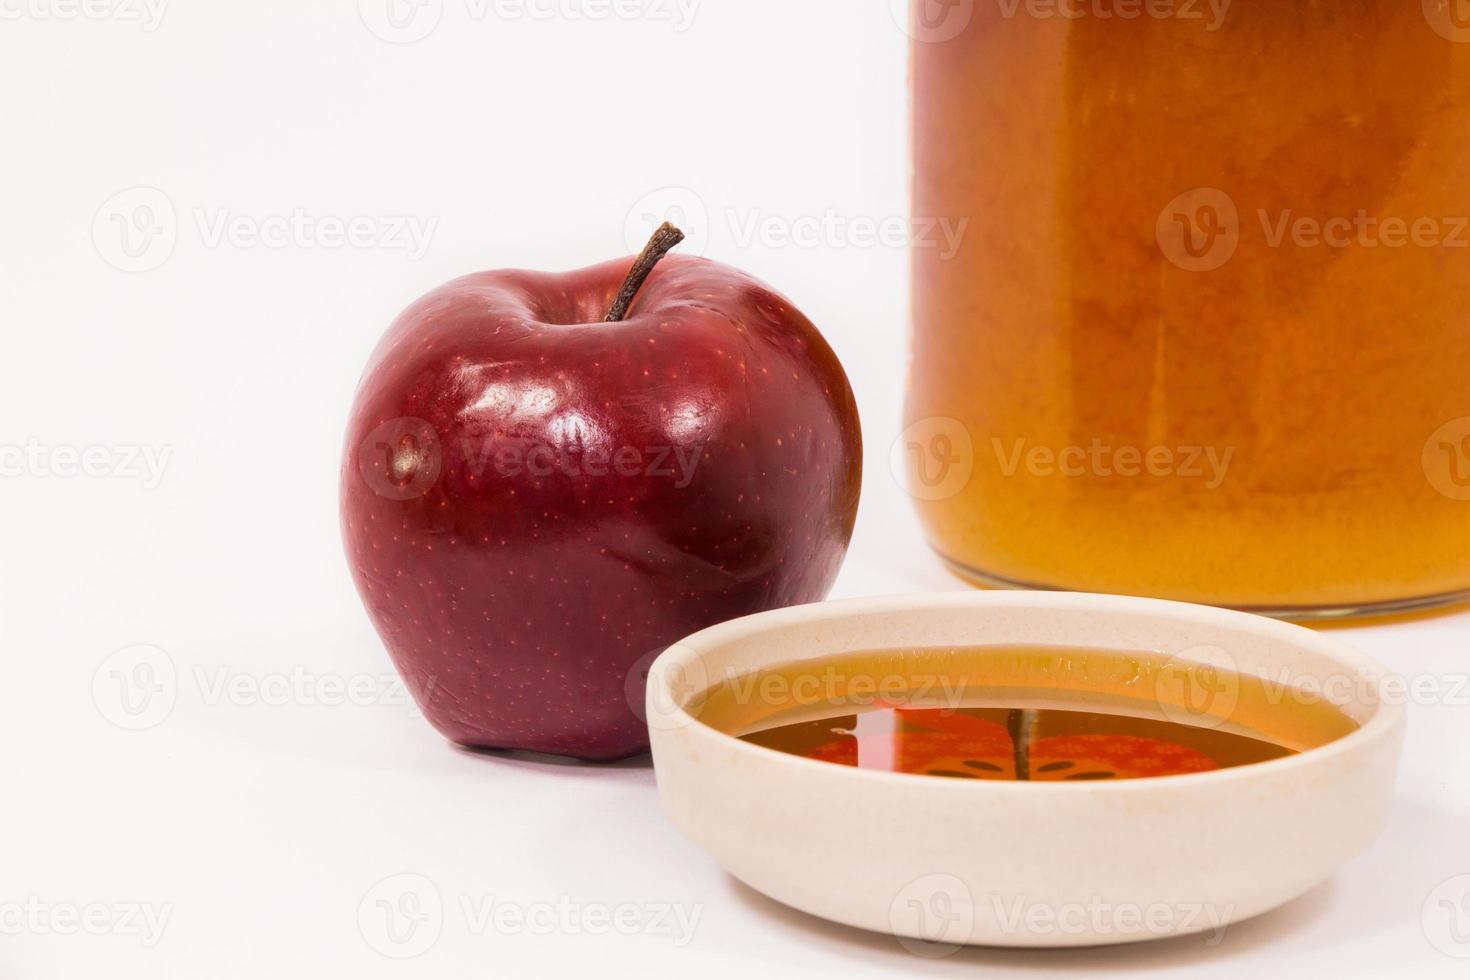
646, 592, 1405, 949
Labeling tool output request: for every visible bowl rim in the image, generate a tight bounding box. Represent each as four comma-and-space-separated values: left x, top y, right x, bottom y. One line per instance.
648, 590, 1407, 795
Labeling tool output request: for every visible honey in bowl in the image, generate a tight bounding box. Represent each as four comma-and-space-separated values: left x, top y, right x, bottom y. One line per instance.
692, 646, 1359, 782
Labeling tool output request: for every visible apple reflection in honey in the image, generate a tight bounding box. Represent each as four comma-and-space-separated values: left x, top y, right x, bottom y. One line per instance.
743, 706, 1291, 781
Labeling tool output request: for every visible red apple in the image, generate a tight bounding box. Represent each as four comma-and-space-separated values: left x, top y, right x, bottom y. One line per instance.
341, 225, 862, 761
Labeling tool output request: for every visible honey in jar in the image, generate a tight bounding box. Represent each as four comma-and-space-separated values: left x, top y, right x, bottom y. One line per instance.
905, 0, 1470, 616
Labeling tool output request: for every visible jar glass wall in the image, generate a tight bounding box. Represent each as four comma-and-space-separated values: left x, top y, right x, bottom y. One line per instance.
906, 0, 1470, 617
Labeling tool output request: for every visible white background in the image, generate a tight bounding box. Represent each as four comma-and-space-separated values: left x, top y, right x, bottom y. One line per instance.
3, 1, 1469, 976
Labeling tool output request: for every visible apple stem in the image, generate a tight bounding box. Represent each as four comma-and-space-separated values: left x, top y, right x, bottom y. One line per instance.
604, 222, 686, 322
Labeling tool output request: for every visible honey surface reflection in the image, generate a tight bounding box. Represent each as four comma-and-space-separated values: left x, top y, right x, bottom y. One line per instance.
694, 646, 1360, 781
742, 705, 1290, 781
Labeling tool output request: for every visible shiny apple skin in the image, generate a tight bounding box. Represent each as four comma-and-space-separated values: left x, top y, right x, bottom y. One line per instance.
341, 253, 862, 761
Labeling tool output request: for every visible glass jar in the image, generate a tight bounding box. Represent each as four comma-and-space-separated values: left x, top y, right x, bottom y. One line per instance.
905, 0, 1470, 617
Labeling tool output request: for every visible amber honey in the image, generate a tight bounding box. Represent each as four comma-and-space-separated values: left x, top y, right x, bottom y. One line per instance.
693, 646, 1358, 781
907, 1, 1470, 616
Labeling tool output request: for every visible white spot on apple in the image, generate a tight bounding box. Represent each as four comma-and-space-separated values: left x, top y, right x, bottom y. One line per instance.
358, 418, 443, 501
